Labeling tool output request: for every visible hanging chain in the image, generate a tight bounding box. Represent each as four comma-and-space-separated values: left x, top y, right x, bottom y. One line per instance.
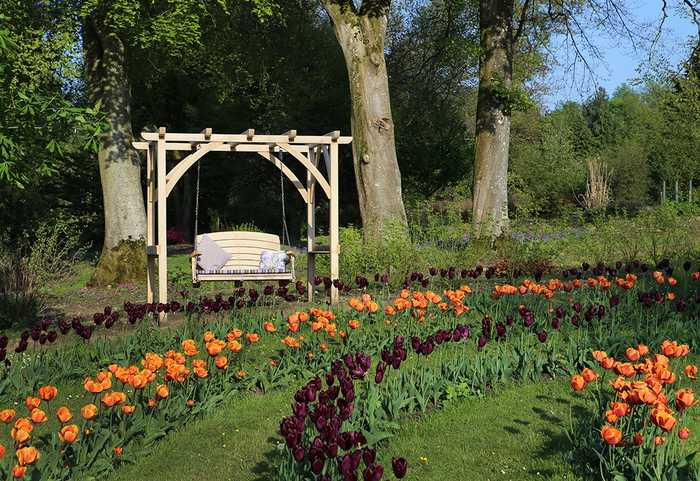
280, 150, 291, 247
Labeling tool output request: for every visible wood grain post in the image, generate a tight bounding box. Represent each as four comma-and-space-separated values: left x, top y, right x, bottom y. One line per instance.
146, 143, 156, 303
307, 147, 317, 303
329, 140, 339, 305
157, 128, 168, 322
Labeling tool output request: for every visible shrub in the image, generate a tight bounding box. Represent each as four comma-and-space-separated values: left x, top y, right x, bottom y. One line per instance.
0, 252, 43, 329
27, 220, 89, 284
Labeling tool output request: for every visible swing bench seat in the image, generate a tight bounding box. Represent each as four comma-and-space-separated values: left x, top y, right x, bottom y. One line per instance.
191, 231, 295, 284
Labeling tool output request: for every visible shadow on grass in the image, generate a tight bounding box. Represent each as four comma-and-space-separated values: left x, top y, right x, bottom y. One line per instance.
251, 438, 285, 481
526, 394, 598, 480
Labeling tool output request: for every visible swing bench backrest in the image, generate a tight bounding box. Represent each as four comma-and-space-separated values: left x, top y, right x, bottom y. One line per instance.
192, 231, 295, 283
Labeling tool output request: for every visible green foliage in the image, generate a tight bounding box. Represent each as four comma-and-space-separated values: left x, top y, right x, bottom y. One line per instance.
0, 252, 43, 329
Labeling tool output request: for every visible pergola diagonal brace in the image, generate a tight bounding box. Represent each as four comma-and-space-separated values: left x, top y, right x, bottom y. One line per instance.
257, 150, 309, 203
165, 142, 224, 198
276, 142, 331, 199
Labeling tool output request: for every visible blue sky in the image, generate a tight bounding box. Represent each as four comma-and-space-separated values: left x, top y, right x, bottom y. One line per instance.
543, 0, 698, 108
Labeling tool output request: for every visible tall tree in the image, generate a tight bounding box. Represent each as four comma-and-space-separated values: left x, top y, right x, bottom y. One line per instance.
322, 0, 409, 241
84, 8, 147, 285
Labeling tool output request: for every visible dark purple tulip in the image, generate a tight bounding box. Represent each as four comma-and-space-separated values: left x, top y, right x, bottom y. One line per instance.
551, 318, 560, 330
683, 260, 692, 272
392, 458, 408, 479
0, 349, 5, 361
0, 335, 7, 349
362, 448, 376, 466
293, 446, 305, 462
506, 315, 514, 326
495, 322, 506, 338
477, 334, 487, 350
571, 314, 580, 327
363, 464, 383, 481
537, 330, 548, 343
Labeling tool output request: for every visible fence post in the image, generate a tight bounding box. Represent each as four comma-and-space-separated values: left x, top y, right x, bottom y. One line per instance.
690, 180, 693, 203
675, 179, 679, 202
662, 180, 666, 203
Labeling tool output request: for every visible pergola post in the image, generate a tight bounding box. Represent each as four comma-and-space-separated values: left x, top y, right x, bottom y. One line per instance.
146, 144, 156, 303
307, 147, 317, 303
329, 140, 339, 305
156, 128, 168, 320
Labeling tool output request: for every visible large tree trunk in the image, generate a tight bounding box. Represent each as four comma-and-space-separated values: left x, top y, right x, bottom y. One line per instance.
472, 0, 513, 239
85, 16, 147, 286
324, 4, 408, 242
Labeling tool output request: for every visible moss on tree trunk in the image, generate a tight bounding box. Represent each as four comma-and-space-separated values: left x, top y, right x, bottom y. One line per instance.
89, 239, 147, 287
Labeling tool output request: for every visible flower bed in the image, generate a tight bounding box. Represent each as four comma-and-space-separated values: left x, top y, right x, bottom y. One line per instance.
0, 260, 697, 479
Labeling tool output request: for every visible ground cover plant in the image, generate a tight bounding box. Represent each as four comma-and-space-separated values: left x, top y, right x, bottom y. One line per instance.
0, 258, 698, 479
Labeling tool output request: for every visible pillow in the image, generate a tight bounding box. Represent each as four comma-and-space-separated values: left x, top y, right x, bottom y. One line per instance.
259, 250, 289, 273
196, 235, 231, 272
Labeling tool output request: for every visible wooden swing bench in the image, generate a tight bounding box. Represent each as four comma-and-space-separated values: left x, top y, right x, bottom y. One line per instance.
191, 231, 295, 284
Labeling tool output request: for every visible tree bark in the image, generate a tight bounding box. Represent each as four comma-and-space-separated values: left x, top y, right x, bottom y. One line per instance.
323, 3, 408, 242
472, 0, 513, 239
85, 16, 147, 285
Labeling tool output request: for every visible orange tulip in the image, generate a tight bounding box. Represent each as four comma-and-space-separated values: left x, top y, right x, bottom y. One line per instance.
582, 368, 598, 383
675, 389, 695, 411
114, 447, 123, 456
29, 409, 47, 424
155, 384, 169, 400
651, 408, 677, 432
182, 339, 198, 356
15, 446, 39, 465
228, 340, 242, 353
601, 357, 615, 370
12, 466, 26, 479
0, 409, 16, 424
186, 400, 195, 408
121, 405, 136, 415
570, 375, 586, 391
685, 364, 698, 379
655, 436, 665, 445
81, 403, 98, 420
38, 385, 57, 402
625, 348, 640, 362
24, 397, 40, 411
246, 333, 260, 344
633, 432, 644, 446
610, 402, 630, 417
203, 331, 215, 343
679, 427, 691, 440
56, 406, 72, 423
263, 322, 276, 333
601, 425, 623, 445
348, 319, 360, 330
215, 355, 228, 369
0, 443, 4, 458
206, 340, 225, 357
58, 424, 79, 444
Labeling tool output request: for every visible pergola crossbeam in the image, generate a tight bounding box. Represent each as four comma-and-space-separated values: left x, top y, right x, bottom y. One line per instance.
141, 132, 352, 144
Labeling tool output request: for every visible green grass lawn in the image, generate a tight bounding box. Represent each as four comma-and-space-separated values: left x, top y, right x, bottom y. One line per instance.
106, 379, 576, 481
107, 373, 700, 481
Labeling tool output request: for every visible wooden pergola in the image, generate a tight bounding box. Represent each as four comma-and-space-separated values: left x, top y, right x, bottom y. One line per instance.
133, 127, 352, 308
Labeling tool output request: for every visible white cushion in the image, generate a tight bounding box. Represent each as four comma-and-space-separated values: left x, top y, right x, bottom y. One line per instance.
259, 250, 288, 273
197, 235, 231, 272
